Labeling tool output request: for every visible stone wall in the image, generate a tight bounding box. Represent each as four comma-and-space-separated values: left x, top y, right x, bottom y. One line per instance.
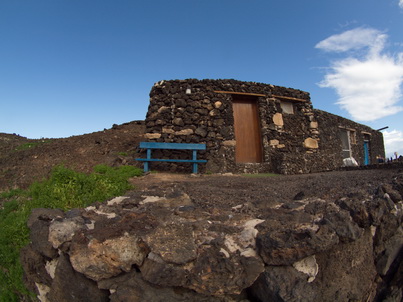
142, 79, 384, 174
21, 171, 403, 302
315, 109, 385, 167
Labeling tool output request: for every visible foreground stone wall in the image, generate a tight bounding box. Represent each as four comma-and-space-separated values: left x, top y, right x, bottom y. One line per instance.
142, 79, 384, 174
22, 172, 403, 301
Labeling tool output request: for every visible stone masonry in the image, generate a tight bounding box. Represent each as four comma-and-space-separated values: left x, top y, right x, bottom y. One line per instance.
143, 79, 385, 174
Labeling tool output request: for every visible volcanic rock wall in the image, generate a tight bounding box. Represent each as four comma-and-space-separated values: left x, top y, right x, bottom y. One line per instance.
315, 109, 385, 167
141, 79, 384, 174
21, 172, 403, 301
144, 79, 316, 174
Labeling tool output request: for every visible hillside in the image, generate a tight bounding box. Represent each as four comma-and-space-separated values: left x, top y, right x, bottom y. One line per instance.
0, 121, 145, 192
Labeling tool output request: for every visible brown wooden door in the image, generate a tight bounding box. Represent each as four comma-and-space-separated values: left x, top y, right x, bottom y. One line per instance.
232, 95, 263, 163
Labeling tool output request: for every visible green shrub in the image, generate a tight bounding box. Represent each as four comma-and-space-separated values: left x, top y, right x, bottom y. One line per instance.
0, 164, 142, 301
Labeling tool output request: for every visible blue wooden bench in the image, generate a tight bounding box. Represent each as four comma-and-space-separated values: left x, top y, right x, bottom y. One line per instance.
136, 142, 207, 173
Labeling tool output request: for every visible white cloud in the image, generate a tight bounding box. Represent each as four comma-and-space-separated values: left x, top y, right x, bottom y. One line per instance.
319, 56, 403, 120
383, 129, 403, 158
315, 27, 386, 55
399, 0, 403, 9
316, 27, 403, 121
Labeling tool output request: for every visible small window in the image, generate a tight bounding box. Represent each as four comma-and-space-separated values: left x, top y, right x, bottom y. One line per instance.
280, 101, 294, 114
350, 130, 356, 144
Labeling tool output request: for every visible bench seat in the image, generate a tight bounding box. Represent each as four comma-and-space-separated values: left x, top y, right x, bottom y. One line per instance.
136, 158, 207, 163
136, 142, 207, 173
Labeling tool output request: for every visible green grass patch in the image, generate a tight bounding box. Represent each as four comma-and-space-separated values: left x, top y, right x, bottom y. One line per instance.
242, 173, 279, 178
14, 140, 53, 151
0, 164, 142, 301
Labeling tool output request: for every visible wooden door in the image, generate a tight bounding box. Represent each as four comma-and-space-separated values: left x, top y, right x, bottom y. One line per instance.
232, 95, 263, 163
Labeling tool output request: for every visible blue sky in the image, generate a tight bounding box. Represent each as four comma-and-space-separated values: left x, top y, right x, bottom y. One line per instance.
1, 0, 403, 158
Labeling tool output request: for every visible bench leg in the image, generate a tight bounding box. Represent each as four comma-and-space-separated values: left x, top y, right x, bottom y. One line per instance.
144, 149, 152, 172
192, 150, 198, 174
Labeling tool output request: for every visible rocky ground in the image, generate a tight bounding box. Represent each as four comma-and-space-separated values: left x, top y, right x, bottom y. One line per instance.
1, 121, 403, 301
129, 169, 400, 211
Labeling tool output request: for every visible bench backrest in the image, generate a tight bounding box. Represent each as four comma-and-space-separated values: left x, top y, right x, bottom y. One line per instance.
139, 142, 206, 150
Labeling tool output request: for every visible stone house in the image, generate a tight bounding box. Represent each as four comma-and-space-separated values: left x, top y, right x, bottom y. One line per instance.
143, 79, 385, 174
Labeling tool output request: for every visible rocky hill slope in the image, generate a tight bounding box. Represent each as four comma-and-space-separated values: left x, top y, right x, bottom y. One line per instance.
0, 121, 145, 192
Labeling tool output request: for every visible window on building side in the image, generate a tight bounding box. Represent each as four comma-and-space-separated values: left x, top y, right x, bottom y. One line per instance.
349, 130, 356, 144
280, 101, 294, 114
340, 129, 351, 159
